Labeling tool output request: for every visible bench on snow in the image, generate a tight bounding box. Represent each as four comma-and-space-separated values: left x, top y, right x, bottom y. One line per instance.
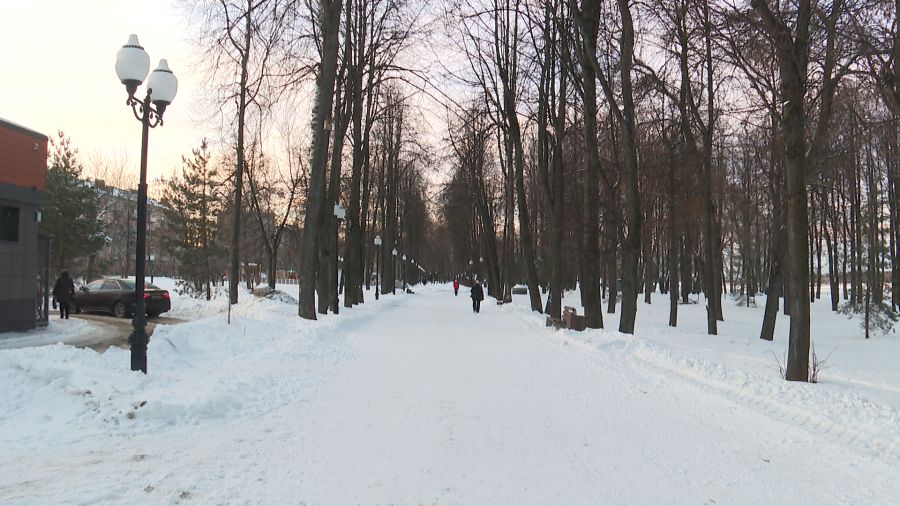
546, 306, 586, 331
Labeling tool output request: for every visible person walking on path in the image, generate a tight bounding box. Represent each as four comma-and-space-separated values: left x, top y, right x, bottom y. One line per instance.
470, 279, 484, 313
52, 270, 75, 319
453, 278, 460, 296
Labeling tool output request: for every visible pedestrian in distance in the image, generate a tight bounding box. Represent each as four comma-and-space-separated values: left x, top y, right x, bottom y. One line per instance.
453, 278, 460, 296
52, 270, 75, 319
470, 279, 484, 313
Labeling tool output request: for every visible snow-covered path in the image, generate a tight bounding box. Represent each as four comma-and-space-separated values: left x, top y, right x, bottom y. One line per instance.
285, 287, 899, 504
2, 284, 899, 504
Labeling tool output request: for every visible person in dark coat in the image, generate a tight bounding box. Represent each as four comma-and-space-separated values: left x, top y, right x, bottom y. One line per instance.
470, 279, 484, 313
52, 271, 76, 319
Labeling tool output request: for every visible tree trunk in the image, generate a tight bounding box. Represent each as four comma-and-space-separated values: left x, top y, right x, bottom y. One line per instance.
668, 153, 679, 327
823, 190, 839, 311
298, 0, 342, 320
574, 1, 604, 327
499, 72, 542, 312
267, 249, 277, 290
229, 9, 253, 306
760, 201, 785, 341
318, 86, 350, 315
617, 0, 641, 334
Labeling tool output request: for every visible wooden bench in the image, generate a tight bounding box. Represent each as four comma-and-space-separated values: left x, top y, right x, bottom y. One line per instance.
562, 306, 587, 331
546, 306, 586, 331
546, 315, 564, 329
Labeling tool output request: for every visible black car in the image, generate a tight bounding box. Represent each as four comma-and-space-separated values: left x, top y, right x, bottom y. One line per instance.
73, 278, 171, 318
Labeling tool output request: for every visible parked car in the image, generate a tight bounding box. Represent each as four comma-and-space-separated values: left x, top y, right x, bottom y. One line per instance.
72, 278, 171, 318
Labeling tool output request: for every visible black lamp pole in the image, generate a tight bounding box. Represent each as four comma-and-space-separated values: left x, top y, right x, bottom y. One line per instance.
374, 236, 381, 300
116, 35, 176, 374
127, 89, 164, 373
332, 215, 341, 314
391, 249, 398, 295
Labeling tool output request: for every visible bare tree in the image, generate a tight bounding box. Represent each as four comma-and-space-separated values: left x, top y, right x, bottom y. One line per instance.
184, 0, 297, 305
245, 129, 305, 289
746, 0, 854, 381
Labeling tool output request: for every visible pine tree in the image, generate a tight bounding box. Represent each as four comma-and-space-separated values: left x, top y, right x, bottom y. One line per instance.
160, 140, 225, 300
40, 131, 105, 277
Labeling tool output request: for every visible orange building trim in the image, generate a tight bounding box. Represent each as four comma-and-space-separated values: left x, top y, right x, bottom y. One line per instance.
0, 118, 48, 191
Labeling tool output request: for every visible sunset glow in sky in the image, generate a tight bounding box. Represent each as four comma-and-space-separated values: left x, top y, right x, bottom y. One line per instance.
1, 0, 214, 184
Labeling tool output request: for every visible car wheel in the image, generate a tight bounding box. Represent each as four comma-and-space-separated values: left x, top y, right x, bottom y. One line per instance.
113, 301, 127, 318
147, 312, 159, 318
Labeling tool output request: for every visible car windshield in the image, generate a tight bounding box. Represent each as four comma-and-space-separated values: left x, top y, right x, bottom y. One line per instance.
118, 280, 162, 290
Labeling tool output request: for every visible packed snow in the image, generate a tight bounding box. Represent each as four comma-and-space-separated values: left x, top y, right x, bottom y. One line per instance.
1, 280, 898, 504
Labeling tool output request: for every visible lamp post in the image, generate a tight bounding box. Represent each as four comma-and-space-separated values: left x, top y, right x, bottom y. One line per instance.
402, 254, 407, 289
392, 248, 398, 294
468, 259, 473, 281
116, 34, 177, 374
479, 255, 484, 282
373, 234, 382, 300
333, 203, 346, 314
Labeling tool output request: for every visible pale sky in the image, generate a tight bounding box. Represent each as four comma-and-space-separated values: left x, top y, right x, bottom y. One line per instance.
1, 0, 214, 185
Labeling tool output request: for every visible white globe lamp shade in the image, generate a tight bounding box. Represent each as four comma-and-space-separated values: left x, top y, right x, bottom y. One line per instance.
392, 248, 398, 256
116, 34, 150, 94
374, 235, 382, 246
148, 59, 178, 109
402, 254, 406, 261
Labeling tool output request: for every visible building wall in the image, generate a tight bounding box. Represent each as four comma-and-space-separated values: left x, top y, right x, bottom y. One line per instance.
0, 119, 48, 191
0, 188, 42, 332
0, 119, 47, 333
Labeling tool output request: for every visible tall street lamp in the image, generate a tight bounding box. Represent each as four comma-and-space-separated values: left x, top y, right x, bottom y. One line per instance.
373, 234, 382, 300
333, 203, 346, 314
392, 248, 398, 294
116, 34, 177, 374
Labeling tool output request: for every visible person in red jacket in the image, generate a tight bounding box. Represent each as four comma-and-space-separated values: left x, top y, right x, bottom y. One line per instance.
453, 278, 460, 296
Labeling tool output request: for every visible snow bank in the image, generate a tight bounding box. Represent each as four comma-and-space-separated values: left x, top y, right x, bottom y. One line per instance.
0, 288, 355, 453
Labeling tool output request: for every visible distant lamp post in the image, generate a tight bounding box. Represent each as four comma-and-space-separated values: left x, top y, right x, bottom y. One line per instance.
479, 256, 484, 281
116, 34, 177, 374
373, 234, 382, 300
392, 248, 398, 294
402, 254, 407, 289
333, 203, 346, 314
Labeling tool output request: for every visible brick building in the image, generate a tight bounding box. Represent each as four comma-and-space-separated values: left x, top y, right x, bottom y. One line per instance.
0, 117, 49, 332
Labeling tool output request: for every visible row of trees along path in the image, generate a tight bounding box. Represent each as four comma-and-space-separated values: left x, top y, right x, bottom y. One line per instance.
45, 0, 898, 385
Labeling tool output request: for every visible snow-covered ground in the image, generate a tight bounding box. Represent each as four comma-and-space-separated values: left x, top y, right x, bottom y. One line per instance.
0, 277, 228, 351
0, 282, 897, 504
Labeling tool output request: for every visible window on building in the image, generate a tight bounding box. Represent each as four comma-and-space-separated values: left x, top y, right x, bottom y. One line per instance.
0, 206, 20, 242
